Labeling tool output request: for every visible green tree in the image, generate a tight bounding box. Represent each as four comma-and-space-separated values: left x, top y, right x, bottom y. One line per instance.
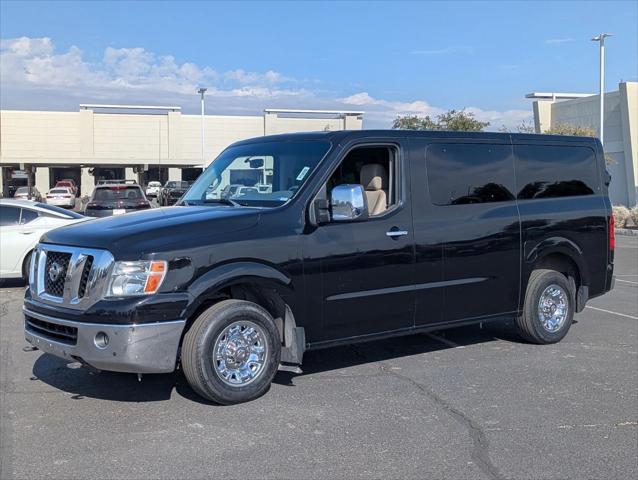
499, 121, 536, 134
392, 109, 489, 132
391, 114, 438, 130
544, 124, 596, 137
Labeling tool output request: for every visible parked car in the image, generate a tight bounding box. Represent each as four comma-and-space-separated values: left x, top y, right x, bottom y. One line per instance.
23, 130, 614, 405
13, 186, 42, 202
145, 181, 162, 198
220, 184, 259, 199
158, 181, 191, 206
0, 199, 86, 280
54, 179, 78, 196
46, 187, 76, 208
84, 181, 151, 217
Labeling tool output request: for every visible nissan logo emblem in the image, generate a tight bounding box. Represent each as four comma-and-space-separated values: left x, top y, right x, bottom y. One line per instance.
48, 262, 63, 283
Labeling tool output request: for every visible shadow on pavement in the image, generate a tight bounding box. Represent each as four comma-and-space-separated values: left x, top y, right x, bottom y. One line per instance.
0, 279, 26, 288
30, 319, 524, 404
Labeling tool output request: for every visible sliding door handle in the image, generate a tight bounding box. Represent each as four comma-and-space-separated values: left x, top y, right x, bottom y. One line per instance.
386, 229, 408, 238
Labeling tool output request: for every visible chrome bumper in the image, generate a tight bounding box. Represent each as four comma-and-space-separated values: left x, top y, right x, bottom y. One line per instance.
24, 308, 185, 374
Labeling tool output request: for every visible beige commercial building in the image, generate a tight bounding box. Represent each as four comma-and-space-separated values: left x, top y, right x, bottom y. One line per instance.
0, 106, 363, 197
529, 81, 637, 207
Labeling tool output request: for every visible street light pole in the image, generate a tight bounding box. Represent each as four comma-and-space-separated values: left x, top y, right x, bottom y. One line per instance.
591, 33, 612, 146
197, 88, 207, 166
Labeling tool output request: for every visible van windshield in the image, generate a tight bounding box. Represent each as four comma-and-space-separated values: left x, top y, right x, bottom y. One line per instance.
183, 140, 331, 207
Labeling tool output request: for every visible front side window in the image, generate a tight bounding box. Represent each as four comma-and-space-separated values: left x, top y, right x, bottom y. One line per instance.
426, 144, 515, 206
326, 145, 399, 217
183, 140, 331, 208
0, 206, 20, 226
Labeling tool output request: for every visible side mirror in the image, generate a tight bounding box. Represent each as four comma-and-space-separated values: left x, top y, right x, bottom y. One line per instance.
330, 184, 369, 222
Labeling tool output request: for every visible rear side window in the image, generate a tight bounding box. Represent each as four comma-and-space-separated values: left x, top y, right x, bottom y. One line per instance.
20, 208, 39, 224
515, 145, 599, 199
0, 206, 21, 226
426, 144, 515, 206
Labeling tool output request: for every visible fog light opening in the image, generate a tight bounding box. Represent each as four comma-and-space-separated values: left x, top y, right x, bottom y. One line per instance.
94, 332, 109, 349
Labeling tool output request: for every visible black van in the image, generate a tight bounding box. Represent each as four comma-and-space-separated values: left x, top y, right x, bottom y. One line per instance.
24, 130, 614, 404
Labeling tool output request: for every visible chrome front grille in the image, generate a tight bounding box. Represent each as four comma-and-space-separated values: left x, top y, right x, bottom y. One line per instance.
44, 251, 72, 297
30, 244, 114, 311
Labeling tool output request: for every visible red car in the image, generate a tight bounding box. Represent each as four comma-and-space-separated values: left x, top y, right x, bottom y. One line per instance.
54, 179, 78, 195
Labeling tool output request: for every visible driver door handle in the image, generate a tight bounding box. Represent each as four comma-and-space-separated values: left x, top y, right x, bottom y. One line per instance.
386, 229, 409, 238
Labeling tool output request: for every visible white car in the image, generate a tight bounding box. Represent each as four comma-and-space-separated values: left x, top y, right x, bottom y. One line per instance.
145, 181, 162, 198
46, 187, 76, 208
0, 199, 87, 281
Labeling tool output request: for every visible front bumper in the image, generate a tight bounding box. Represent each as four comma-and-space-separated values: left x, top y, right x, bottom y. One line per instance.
24, 308, 185, 374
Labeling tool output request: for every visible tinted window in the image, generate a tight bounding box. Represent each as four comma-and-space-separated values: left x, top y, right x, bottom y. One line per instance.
515, 145, 599, 199
426, 144, 515, 206
93, 186, 143, 201
20, 208, 39, 224
0, 206, 21, 226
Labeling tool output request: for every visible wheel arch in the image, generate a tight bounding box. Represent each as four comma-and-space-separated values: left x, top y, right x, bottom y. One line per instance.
181, 261, 305, 364
524, 237, 589, 311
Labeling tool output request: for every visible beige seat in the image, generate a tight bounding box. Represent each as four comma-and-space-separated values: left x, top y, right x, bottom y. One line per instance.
360, 164, 388, 216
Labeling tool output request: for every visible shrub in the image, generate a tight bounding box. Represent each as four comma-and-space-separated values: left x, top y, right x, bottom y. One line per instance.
612, 205, 631, 228
630, 206, 638, 227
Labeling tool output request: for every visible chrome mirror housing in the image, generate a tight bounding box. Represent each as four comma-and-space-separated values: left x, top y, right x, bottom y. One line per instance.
330, 184, 369, 222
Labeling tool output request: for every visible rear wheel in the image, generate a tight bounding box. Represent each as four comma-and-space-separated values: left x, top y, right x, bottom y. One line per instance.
182, 299, 281, 404
516, 269, 574, 344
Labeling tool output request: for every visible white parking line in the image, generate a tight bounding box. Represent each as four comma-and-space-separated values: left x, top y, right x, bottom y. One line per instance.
585, 306, 638, 320
616, 279, 638, 285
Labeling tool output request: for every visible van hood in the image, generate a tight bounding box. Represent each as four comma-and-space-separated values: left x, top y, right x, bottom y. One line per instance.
41, 206, 261, 258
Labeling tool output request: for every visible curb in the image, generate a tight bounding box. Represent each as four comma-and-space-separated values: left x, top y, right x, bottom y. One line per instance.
615, 228, 638, 237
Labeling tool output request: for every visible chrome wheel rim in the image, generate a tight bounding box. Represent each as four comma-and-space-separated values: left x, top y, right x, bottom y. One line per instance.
213, 320, 268, 386
538, 284, 569, 333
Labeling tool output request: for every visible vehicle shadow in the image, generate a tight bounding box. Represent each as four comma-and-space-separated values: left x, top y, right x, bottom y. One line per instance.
274, 319, 523, 386
0, 279, 26, 288
31, 354, 213, 404
31, 320, 523, 405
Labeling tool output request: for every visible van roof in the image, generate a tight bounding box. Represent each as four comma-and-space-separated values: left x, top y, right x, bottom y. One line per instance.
232, 129, 601, 147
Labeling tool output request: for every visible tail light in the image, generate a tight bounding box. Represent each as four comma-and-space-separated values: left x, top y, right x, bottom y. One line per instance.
46, 195, 53, 199
609, 214, 615, 251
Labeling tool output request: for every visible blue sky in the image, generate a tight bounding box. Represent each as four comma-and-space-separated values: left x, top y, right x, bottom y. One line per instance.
1, 0, 637, 128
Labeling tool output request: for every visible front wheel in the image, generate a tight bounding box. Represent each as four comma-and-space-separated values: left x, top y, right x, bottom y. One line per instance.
181, 300, 281, 404
22, 251, 33, 282
516, 269, 574, 344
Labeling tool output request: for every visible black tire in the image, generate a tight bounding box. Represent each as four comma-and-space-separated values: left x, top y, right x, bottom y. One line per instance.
516, 269, 574, 344
22, 250, 33, 282
181, 299, 281, 404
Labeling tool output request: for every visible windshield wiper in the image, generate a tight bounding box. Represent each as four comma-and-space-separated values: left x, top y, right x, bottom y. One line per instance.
184, 198, 241, 207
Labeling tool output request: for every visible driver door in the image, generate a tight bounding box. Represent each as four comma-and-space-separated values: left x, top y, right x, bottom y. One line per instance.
302, 140, 416, 342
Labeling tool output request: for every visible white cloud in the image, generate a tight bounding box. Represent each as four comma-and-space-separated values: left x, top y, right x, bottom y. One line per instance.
545, 38, 575, 44
0, 36, 532, 130
339, 92, 531, 129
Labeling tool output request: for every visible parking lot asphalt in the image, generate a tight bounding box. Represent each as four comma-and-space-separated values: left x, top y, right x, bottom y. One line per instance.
0, 237, 636, 480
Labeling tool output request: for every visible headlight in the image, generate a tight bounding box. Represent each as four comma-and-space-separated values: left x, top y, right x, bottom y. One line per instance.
106, 260, 167, 297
